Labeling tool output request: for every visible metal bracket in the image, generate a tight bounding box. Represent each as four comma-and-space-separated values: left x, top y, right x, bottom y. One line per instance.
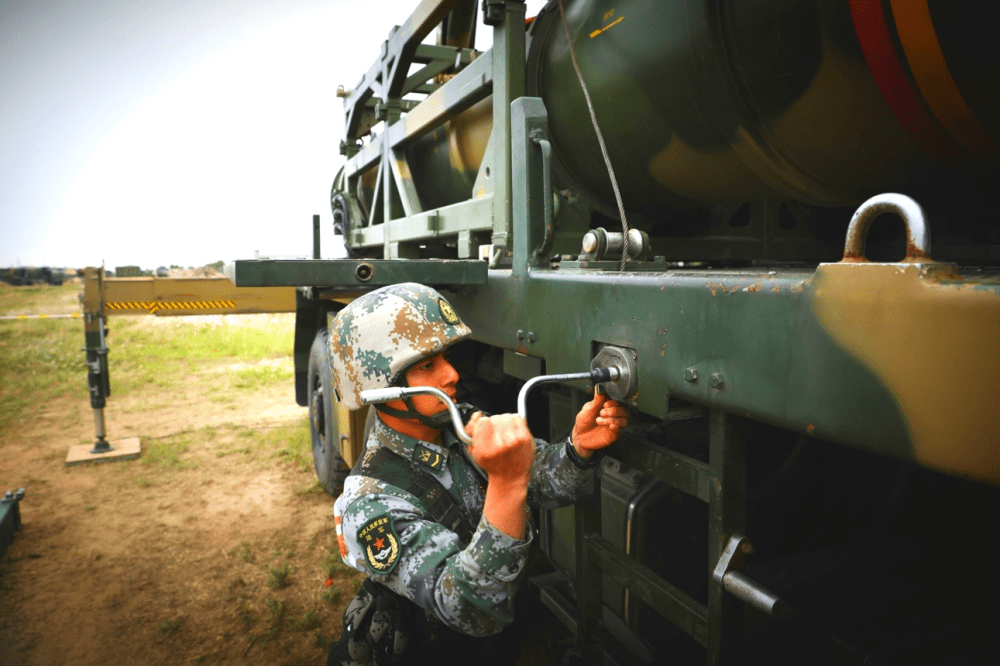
1, 488, 25, 559
591, 345, 638, 402
482, 0, 514, 26
712, 534, 786, 616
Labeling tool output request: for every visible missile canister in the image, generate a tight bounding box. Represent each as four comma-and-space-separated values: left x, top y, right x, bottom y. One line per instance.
402, 0, 997, 219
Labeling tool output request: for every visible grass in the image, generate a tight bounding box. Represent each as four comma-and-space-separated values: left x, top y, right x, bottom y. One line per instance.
232, 364, 294, 390
0, 282, 296, 435
0, 282, 368, 662
0, 312, 88, 431
142, 436, 197, 470
0, 282, 78, 315
158, 619, 183, 637
265, 419, 313, 473
290, 606, 320, 631
268, 562, 293, 589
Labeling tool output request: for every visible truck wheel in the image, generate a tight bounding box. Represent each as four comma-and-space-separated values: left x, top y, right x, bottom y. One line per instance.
308, 329, 351, 496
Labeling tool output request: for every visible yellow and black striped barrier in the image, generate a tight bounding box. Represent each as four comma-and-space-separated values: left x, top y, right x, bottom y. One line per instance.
104, 300, 237, 314
96, 276, 297, 316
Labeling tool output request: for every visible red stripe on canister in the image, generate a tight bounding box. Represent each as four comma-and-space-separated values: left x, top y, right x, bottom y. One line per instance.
848, 0, 966, 168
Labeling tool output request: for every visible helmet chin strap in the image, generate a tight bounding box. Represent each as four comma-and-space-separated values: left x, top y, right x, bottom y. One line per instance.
372, 387, 451, 430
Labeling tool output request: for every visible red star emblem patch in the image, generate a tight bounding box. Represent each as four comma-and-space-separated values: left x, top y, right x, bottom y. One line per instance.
356, 515, 400, 575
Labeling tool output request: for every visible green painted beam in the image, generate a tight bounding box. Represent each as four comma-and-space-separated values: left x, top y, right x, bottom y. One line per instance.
226, 259, 487, 288
449, 268, 909, 463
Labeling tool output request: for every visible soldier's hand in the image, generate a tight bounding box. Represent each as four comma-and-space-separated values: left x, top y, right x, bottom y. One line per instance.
571, 388, 629, 459
467, 413, 535, 485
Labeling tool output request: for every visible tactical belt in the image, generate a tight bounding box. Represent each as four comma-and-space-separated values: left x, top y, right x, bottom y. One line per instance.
355, 445, 480, 547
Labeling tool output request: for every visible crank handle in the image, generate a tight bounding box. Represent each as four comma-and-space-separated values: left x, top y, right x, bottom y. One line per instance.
359, 386, 473, 445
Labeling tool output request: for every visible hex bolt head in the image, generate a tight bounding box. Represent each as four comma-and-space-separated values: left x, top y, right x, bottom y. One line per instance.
710, 372, 725, 390
516, 329, 526, 341
684, 367, 699, 383
527, 332, 537, 344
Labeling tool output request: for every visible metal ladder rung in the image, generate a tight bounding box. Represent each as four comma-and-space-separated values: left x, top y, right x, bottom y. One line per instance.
587, 534, 709, 647
612, 437, 711, 503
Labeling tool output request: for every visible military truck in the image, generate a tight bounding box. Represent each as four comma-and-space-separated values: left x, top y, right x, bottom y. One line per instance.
0, 266, 65, 286
227, 1, 1000, 662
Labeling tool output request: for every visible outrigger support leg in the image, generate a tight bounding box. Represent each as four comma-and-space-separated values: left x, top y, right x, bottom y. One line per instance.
66, 267, 141, 466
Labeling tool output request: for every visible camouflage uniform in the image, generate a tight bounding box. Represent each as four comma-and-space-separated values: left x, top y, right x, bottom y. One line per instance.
334, 416, 598, 637
326, 282, 601, 643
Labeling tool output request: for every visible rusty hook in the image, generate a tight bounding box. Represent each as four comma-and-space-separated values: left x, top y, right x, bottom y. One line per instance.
843, 193, 931, 262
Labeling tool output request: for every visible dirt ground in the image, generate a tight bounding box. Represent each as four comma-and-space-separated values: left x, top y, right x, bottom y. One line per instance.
0, 287, 565, 666
0, 308, 365, 665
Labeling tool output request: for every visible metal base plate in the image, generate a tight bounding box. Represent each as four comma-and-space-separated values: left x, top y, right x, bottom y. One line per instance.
65, 437, 141, 466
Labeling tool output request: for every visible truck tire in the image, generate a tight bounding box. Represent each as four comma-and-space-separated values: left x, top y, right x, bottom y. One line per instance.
308, 329, 350, 496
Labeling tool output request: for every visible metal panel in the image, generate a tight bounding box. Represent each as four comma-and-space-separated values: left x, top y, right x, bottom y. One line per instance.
448, 265, 1000, 484
226, 259, 487, 288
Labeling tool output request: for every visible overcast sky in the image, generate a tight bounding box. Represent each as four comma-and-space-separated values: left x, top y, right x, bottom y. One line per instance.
1, 0, 542, 270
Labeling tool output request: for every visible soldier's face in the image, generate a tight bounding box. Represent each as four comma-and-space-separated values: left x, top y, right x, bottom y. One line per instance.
401, 353, 459, 416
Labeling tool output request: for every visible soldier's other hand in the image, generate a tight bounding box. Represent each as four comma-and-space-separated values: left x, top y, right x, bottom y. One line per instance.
468, 413, 535, 485
571, 388, 629, 459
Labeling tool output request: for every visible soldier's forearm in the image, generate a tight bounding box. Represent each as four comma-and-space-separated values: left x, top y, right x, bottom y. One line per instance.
482, 478, 528, 539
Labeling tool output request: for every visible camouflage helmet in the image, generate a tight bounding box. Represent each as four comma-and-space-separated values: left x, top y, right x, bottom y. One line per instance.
328, 282, 472, 410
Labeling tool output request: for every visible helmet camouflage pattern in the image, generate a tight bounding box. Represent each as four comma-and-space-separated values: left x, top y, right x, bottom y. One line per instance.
328, 282, 472, 410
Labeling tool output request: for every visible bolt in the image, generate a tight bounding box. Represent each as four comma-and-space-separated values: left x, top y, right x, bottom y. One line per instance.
710, 372, 725, 390
516, 329, 526, 341
684, 367, 698, 383
527, 331, 537, 343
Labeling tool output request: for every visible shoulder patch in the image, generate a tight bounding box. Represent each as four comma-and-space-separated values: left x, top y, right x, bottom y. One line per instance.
413, 443, 445, 471
357, 515, 401, 575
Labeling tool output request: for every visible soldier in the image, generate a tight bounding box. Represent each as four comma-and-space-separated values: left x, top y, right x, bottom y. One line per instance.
326, 283, 628, 665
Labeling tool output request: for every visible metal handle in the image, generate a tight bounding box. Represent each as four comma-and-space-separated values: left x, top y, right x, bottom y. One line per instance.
531, 132, 554, 260
358, 366, 622, 446
843, 193, 931, 262
359, 386, 473, 445
712, 534, 786, 616
517, 367, 620, 420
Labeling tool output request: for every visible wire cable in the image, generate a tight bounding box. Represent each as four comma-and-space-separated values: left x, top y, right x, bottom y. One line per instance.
557, 0, 630, 271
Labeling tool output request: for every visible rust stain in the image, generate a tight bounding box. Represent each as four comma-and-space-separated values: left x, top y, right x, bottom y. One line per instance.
747, 283, 760, 292
771, 285, 781, 293
789, 281, 805, 293
806, 423, 816, 436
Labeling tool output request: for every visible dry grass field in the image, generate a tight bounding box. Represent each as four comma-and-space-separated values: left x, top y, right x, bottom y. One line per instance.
0, 282, 365, 665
